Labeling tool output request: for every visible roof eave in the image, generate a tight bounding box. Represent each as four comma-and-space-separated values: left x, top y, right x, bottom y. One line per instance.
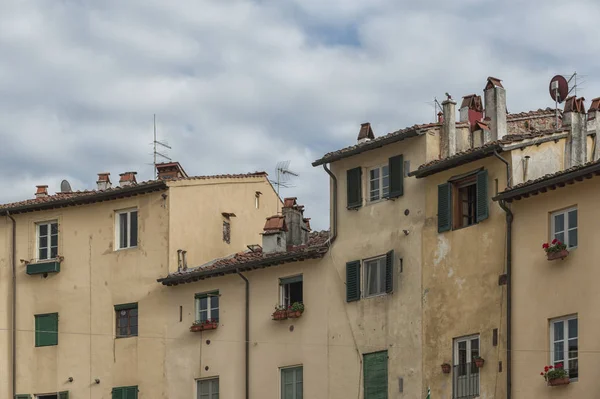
409, 144, 502, 178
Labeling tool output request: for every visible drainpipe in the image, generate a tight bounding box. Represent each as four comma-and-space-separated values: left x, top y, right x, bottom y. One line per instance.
236, 270, 249, 399
493, 150, 512, 399
322, 164, 337, 243
7, 212, 16, 398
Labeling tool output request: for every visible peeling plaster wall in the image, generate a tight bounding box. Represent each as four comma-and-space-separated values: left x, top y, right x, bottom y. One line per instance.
510, 139, 565, 186
421, 157, 508, 399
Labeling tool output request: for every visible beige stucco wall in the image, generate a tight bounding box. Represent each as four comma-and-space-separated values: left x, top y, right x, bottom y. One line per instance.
421, 156, 508, 399
510, 139, 565, 186
512, 178, 600, 398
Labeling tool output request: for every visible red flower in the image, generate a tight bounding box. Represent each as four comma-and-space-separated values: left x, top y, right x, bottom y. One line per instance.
544, 366, 549, 372
540, 372, 544, 375
542, 243, 549, 249
557, 362, 563, 368
552, 238, 558, 244
549, 366, 553, 369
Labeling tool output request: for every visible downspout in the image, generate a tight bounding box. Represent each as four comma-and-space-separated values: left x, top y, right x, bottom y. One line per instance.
237, 270, 249, 399
322, 164, 337, 243
493, 150, 512, 399
7, 212, 16, 398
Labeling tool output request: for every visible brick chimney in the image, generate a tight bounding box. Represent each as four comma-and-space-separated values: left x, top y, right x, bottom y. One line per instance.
262, 215, 287, 254
35, 185, 48, 198
460, 94, 484, 131
282, 197, 310, 246
588, 98, 600, 161
156, 162, 188, 180
96, 173, 111, 191
563, 96, 587, 167
441, 99, 457, 157
357, 122, 375, 144
484, 77, 507, 142
119, 172, 137, 187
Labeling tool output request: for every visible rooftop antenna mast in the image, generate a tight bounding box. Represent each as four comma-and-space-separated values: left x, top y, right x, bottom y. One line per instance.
152, 114, 172, 178
270, 160, 299, 213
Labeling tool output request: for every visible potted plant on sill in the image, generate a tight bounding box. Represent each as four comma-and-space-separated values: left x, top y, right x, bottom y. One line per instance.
473, 356, 485, 368
272, 305, 288, 321
287, 302, 305, 318
190, 318, 219, 332
541, 363, 570, 386
441, 363, 451, 374
543, 239, 569, 261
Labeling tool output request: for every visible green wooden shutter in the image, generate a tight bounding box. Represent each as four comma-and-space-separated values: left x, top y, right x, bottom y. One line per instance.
346, 260, 361, 302
437, 183, 452, 233
347, 167, 362, 209
388, 155, 404, 198
35, 313, 58, 347
364, 351, 388, 399
385, 250, 394, 294
476, 170, 489, 222
125, 386, 138, 399
15, 395, 31, 399
59, 391, 69, 399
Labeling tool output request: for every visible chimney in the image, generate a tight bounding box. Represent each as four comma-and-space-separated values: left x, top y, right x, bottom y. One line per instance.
564, 96, 587, 167
588, 98, 600, 161
119, 172, 137, 187
441, 98, 457, 157
460, 94, 484, 131
282, 197, 309, 246
357, 123, 375, 144
261, 216, 287, 254
156, 161, 188, 180
96, 173, 112, 191
437, 112, 443, 123
483, 77, 507, 141
35, 185, 48, 198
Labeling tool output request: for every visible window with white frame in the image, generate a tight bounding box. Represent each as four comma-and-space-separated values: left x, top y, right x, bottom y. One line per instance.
550, 316, 578, 379
196, 291, 219, 323
281, 366, 303, 399
369, 165, 389, 201
364, 256, 386, 297
197, 378, 219, 399
280, 276, 303, 308
116, 209, 138, 249
453, 335, 480, 398
37, 221, 58, 260
551, 207, 577, 249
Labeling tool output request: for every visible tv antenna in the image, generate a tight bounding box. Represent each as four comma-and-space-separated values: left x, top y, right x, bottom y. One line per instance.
151, 114, 172, 178
426, 97, 444, 122
270, 160, 299, 213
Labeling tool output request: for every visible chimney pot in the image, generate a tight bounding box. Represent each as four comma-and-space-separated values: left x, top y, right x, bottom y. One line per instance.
35, 185, 48, 198
441, 99, 457, 157
357, 122, 375, 143
96, 173, 112, 191
156, 162, 188, 180
262, 215, 287, 254
437, 112, 444, 123
483, 76, 507, 142
119, 172, 137, 187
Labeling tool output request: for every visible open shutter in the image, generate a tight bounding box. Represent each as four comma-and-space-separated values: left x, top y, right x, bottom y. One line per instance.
476, 170, 489, 222
346, 260, 361, 302
385, 250, 394, 294
364, 351, 388, 399
388, 155, 404, 198
59, 391, 69, 399
346, 167, 362, 209
437, 183, 452, 233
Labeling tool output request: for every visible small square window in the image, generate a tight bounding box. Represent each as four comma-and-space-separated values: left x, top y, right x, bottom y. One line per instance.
280, 276, 302, 308
197, 378, 219, 399
364, 257, 386, 297
115, 303, 138, 338
196, 291, 219, 323
37, 221, 58, 260
116, 209, 138, 249
551, 207, 577, 249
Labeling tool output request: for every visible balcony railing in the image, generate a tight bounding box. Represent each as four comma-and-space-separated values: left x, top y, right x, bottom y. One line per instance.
453, 363, 479, 399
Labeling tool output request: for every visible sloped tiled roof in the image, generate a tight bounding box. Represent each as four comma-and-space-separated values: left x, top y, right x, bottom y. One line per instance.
507, 108, 559, 120
158, 230, 330, 286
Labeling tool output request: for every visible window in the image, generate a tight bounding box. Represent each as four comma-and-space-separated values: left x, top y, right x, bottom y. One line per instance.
197, 378, 219, 399
453, 335, 480, 398
36, 394, 68, 399
369, 165, 389, 201
363, 351, 387, 399
346, 251, 394, 302
37, 221, 58, 260
255, 191, 261, 209
551, 208, 577, 249
115, 303, 138, 338
280, 276, 302, 307
456, 178, 477, 228
438, 170, 488, 233
35, 313, 58, 347
364, 257, 386, 297
281, 366, 302, 399
111, 386, 138, 399
196, 291, 219, 323
550, 316, 578, 379
116, 209, 138, 249
223, 221, 230, 244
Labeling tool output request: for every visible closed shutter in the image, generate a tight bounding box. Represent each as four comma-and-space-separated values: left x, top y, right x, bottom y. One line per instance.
385, 250, 394, 294
388, 155, 404, 198
347, 167, 362, 209
437, 183, 452, 233
476, 170, 489, 222
364, 351, 388, 399
112, 388, 123, 399
15, 395, 31, 399
35, 313, 58, 347
59, 392, 69, 399
125, 386, 138, 399
346, 260, 361, 302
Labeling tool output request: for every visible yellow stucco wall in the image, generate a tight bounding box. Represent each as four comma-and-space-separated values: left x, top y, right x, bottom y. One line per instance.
511, 178, 600, 398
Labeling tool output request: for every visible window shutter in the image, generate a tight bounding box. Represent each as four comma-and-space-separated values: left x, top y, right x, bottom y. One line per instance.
346, 167, 362, 209
385, 250, 394, 294
388, 155, 404, 198
125, 386, 138, 399
59, 391, 69, 399
476, 170, 489, 222
35, 313, 58, 347
15, 395, 32, 399
437, 183, 452, 233
364, 351, 388, 399
346, 260, 361, 302
112, 388, 123, 399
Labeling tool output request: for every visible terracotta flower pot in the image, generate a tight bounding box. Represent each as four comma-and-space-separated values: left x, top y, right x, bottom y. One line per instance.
548, 377, 570, 386
287, 310, 303, 318
474, 358, 485, 368
190, 322, 218, 332
441, 363, 451, 374
547, 249, 569, 261
272, 311, 288, 321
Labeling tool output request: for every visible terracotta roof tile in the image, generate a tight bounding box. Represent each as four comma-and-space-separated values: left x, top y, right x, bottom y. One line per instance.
263, 215, 286, 233
507, 108, 559, 120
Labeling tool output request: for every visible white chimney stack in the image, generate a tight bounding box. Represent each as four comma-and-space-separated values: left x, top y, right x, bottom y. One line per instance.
484, 77, 507, 142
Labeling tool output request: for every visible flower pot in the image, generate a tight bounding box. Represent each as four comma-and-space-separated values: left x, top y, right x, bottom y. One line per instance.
441, 363, 451, 374
547, 249, 569, 261
287, 310, 303, 319
474, 358, 485, 368
272, 311, 288, 321
190, 322, 218, 332
548, 377, 570, 386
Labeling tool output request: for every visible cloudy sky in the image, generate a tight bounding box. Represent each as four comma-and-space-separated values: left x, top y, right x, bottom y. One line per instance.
0, 0, 597, 230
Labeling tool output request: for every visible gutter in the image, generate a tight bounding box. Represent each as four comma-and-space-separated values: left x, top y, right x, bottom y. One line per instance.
322, 164, 337, 243
236, 270, 250, 399
7, 212, 16, 398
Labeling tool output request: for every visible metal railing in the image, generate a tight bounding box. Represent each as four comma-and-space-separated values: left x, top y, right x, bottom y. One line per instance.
453, 363, 480, 399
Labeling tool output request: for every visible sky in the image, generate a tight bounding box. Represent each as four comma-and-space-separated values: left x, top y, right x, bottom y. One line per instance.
1, 0, 598, 230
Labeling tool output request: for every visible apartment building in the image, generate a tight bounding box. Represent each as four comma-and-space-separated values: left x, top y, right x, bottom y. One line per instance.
0, 162, 280, 399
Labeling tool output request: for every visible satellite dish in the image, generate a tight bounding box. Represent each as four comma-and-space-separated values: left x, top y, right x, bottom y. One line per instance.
60, 180, 72, 193
549, 75, 569, 103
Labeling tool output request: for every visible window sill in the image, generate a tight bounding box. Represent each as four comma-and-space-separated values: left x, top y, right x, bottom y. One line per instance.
363, 292, 389, 300
115, 335, 138, 339
114, 246, 138, 252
